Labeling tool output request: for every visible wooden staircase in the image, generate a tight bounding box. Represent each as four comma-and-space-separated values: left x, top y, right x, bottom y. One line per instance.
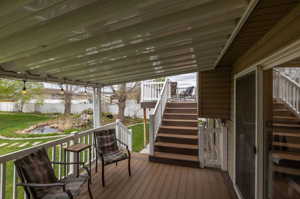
149, 102, 200, 168
272, 101, 300, 176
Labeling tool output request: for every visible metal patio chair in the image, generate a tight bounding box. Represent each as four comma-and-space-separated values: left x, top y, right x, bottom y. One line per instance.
94, 128, 131, 187
14, 148, 93, 199
179, 86, 194, 99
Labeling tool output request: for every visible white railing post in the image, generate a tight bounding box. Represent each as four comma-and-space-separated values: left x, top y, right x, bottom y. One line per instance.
128, 129, 133, 151
141, 81, 144, 102
0, 163, 6, 199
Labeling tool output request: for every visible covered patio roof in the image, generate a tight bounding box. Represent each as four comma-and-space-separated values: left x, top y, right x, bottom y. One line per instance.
0, 0, 247, 86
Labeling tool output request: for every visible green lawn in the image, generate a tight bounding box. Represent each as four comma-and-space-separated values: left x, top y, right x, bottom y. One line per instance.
129, 123, 149, 152
0, 112, 53, 138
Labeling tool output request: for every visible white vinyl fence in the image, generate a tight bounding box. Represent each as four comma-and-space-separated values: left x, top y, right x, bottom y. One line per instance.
0, 100, 148, 118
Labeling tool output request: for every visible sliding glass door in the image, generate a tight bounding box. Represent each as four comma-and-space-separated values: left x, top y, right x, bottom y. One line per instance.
235, 71, 256, 199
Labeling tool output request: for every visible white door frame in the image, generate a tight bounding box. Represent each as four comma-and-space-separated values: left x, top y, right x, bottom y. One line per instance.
233, 65, 264, 199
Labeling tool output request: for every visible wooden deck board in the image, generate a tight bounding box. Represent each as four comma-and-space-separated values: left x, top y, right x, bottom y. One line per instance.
78, 153, 236, 199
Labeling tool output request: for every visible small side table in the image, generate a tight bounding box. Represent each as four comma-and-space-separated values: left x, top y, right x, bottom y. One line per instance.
64, 143, 92, 177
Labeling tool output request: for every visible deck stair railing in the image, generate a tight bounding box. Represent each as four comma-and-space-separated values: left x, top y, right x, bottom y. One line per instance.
149, 79, 170, 155
0, 121, 132, 199
273, 69, 300, 117
141, 80, 166, 102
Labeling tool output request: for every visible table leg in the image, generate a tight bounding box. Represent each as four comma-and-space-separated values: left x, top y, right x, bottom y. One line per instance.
64, 150, 67, 177
77, 152, 80, 177
89, 147, 92, 182
89, 147, 92, 172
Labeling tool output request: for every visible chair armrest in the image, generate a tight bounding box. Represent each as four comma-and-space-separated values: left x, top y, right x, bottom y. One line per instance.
17, 183, 72, 197
17, 182, 66, 190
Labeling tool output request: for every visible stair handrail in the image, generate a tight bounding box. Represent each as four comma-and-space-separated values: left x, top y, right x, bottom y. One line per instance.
149, 79, 170, 155
273, 69, 300, 116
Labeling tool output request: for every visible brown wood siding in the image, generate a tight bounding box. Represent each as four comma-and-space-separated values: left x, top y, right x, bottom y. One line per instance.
218, 0, 299, 70
198, 68, 231, 119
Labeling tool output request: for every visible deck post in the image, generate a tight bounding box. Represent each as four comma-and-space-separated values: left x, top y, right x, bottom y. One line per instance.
143, 108, 147, 146
93, 87, 102, 128
149, 114, 154, 155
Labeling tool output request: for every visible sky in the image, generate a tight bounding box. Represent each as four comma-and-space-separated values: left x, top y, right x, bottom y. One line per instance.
168, 72, 196, 87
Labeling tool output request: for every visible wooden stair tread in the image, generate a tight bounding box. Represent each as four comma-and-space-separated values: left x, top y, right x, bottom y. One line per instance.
163, 119, 198, 123
164, 113, 197, 116
273, 132, 300, 138
273, 109, 289, 112
273, 142, 300, 149
158, 133, 198, 139
273, 165, 300, 176
273, 116, 298, 120
153, 152, 198, 162
272, 151, 300, 161
155, 142, 198, 149
168, 102, 197, 104
160, 125, 198, 130
166, 107, 197, 110
273, 123, 300, 128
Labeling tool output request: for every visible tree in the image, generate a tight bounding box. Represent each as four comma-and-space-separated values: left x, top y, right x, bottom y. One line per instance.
110, 82, 140, 122
0, 79, 44, 112
63, 84, 72, 115
60, 84, 86, 115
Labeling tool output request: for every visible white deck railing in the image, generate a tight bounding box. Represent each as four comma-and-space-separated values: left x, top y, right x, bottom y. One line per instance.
141, 80, 165, 102
149, 79, 170, 155
273, 69, 300, 117
0, 122, 132, 199
198, 123, 227, 170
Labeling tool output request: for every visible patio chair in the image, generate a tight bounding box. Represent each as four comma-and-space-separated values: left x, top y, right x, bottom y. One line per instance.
94, 128, 131, 187
14, 148, 93, 199
179, 86, 194, 99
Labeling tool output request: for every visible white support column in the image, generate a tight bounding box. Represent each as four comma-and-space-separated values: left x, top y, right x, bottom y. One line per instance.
93, 87, 102, 128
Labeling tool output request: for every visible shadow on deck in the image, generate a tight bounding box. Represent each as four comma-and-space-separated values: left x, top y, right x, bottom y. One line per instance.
79, 153, 236, 199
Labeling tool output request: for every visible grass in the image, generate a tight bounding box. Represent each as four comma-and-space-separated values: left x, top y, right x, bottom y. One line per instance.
0, 112, 54, 138
129, 123, 149, 152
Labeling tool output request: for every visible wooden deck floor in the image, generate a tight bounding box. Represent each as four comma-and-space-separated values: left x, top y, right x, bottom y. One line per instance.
79, 153, 236, 199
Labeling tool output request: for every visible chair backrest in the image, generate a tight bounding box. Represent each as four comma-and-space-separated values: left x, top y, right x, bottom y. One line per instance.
15, 148, 58, 199
183, 86, 194, 96
94, 128, 119, 155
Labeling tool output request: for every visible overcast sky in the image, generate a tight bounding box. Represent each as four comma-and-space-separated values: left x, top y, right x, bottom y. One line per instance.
168, 72, 196, 87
